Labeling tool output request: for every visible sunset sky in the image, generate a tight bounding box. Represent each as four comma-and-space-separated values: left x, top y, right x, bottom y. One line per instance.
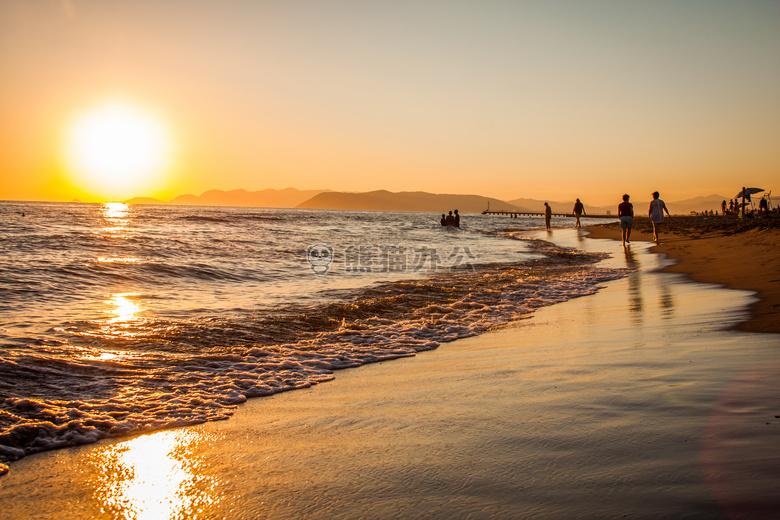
1, 0, 778, 205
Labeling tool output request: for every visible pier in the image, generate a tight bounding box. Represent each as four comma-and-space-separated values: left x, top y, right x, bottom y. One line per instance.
482, 210, 615, 219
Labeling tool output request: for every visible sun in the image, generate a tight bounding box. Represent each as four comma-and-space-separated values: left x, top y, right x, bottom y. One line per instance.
66, 101, 171, 200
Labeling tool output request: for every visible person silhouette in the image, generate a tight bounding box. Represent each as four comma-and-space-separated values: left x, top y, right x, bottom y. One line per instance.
649, 191, 671, 242
572, 198, 585, 228
454, 209, 460, 228
618, 194, 633, 246
544, 203, 552, 230
445, 211, 455, 226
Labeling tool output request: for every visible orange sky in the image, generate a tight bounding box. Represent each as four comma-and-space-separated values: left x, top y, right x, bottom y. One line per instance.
1, 1, 778, 206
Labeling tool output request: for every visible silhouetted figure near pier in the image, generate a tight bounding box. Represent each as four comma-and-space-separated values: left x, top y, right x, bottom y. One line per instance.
572, 199, 585, 227
544, 202, 552, 230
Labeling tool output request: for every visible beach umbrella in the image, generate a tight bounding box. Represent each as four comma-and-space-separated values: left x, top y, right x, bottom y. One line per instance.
736, 187, 764, 199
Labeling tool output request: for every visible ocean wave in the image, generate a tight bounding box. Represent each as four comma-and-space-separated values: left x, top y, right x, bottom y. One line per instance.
179, 215, 233, 224
0, 239, 630, 474
178, 213, 288, 224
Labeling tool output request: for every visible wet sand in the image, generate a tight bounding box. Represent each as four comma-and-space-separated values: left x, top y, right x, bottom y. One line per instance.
1, 230, 778, 519
585, 218, 780, 333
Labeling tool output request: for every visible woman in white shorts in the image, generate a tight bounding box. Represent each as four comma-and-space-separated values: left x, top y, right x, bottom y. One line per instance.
649, 191, 671, 242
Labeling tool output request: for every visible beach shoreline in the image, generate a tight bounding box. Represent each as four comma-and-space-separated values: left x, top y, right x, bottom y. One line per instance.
584, 217, 780, 333
0, 228, 778, 519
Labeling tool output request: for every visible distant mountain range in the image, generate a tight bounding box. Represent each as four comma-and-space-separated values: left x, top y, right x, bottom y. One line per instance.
124, 189, 731, 216
125, 188, 328, 208
297, 191, 733, 215
296, 190, 521, 214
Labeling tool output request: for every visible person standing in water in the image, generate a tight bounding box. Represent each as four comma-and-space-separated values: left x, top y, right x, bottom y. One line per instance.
453, 209, 460, 228
572, 198, 585, 228
618, 194, 633, 246
544, 202, 552, 230
649, 191, 671, 243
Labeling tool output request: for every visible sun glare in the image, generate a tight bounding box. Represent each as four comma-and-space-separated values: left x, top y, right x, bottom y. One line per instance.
66, 102, 171, 200
88, 429, 221, 519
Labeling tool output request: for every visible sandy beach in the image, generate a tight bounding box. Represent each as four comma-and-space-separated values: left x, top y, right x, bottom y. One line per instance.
585, 216, 780, 333
4, 2, 779, 517
1, 229, 778, 519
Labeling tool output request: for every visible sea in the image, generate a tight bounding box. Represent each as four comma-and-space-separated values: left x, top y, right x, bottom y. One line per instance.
0, 201, 626, 472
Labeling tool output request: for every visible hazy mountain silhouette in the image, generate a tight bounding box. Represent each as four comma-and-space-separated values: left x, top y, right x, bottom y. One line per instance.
125, 188, 327, 208
508, 198, 615, 215
123, 188, 730, 215
668, 194, 733, 214
123, 196, 165, 205
296, 190, 522, 213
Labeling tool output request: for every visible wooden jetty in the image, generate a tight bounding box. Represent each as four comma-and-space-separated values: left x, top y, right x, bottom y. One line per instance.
482, 210, 616, 219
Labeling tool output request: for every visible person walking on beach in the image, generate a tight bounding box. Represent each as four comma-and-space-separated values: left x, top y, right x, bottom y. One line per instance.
572, 198, 585, 228
649, 191, 671, 243
544, 202, 552, 230
618, 194, 633, 246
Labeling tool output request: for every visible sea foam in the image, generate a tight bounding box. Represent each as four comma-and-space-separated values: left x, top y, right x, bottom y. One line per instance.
1, 238, 629, 473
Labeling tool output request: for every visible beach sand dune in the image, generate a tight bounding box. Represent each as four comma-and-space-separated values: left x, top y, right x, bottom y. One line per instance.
0, 230, 777, 519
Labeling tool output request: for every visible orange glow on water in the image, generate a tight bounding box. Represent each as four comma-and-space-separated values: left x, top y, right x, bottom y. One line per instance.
99, 202, 135, 238
102, 202, 131, 219
106, 293, 143, 324
96, 257, 140, 264
87, 430, 222, 519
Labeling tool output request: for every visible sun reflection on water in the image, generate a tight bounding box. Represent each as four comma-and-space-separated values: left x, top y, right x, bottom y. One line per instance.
79, 293, 152, 341
97, 257, 140, 263
88, 429, 222, 519
107, 293, 144, 323
101, 202, 133, 237
103, 202, 130, 220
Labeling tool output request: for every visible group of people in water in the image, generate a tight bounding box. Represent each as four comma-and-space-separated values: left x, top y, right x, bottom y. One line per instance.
440, 210, 460, 228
